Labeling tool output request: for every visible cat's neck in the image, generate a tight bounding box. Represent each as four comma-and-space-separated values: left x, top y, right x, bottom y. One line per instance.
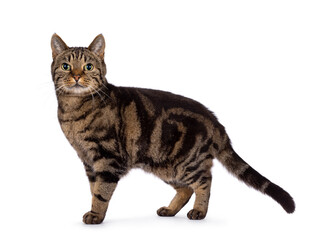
57, 85, 114, 113
57, 94, 110, 115
57, 95, 89, 112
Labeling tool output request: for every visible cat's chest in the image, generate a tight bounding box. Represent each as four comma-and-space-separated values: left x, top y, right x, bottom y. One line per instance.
59, 120, 84, 145
59, 119, 92, 158
58, 103, 114, 142
58, 104, 120, 163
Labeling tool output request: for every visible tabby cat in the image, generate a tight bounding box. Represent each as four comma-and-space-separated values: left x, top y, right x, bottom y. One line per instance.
51, 34, 295, 224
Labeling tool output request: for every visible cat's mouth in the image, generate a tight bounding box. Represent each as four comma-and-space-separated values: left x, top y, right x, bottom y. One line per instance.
69, 83, 85, 89
64, 83, 89, 95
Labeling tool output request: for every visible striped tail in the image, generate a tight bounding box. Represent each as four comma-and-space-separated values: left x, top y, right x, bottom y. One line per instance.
217, 143, 295, 213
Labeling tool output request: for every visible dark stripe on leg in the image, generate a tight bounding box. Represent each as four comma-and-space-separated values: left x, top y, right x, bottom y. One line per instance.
94, 194, 107, 202
96, 171, 120, 183
183, 170, 207, 185
88, 175, 96, 182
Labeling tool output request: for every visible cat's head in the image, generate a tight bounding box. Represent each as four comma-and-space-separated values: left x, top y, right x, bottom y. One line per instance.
51, 34, 107, 96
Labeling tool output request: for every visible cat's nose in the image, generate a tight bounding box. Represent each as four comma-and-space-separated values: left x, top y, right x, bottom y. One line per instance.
73, 75, 81, 82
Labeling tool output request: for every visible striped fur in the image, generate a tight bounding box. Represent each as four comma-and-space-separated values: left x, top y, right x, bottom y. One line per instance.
51, 34, 295, 224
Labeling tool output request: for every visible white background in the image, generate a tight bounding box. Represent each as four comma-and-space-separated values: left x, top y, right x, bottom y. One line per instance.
0, 0, 319, 239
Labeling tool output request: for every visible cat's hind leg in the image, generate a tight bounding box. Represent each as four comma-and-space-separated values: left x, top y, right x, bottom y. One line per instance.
187, 171, 212, 220
157, 185, 193, 217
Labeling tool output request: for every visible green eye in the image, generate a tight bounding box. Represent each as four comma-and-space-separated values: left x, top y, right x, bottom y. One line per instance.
61, 63, 71, 71
84, 63, 94, 71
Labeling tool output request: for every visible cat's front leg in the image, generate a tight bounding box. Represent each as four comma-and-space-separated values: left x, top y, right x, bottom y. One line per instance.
83, 170, 119, 224
83, 162, 96, 196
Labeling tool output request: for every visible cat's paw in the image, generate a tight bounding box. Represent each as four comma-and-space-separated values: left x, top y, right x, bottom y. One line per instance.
83, 211, 105, 224
187, 209, 206, 220
157, 207, 176, 217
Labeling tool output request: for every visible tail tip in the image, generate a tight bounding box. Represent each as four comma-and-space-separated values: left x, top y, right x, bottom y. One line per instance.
265, 183, 295, 214
283, 197, 295, 214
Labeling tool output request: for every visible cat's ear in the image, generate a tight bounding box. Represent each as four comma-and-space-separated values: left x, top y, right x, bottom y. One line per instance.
51, 33, 68, 58
88, 34, 105, 59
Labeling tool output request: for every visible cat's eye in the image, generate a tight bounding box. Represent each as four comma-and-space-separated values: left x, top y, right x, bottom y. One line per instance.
84, 63, 94, 71
61, 63, 71, 71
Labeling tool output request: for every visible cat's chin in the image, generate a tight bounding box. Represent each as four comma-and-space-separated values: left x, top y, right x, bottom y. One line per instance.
63, 86, 92, 96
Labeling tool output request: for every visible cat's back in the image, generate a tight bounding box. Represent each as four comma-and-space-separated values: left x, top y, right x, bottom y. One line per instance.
110, 84, 217, 122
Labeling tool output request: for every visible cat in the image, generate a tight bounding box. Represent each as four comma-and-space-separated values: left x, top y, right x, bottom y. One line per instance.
51, 33, 295, 224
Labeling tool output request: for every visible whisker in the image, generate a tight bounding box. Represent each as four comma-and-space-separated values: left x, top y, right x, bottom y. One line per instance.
55, 85, 64, 92
98, 88, 112, 100
98, 82, 112, 101
89, 85, 108, 106
38, 81, 55, 88
55, 85, 66, 98
96, 90, 108, 106
87, 85, 96, 108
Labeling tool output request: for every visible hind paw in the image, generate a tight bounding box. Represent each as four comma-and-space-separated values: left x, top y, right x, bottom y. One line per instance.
187, 209, 206, 220
157, 207, 176, 217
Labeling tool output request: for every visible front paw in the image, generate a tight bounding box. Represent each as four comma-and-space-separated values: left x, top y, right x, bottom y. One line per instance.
83, 211, 105, 224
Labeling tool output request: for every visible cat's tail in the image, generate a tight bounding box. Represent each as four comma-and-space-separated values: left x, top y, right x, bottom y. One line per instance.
216, 141, 295, 213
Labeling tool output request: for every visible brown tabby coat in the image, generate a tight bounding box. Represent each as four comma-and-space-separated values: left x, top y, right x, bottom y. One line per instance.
51, 34, 295, 224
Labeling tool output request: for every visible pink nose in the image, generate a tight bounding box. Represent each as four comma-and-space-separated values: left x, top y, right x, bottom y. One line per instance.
73, 75, 81, 81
